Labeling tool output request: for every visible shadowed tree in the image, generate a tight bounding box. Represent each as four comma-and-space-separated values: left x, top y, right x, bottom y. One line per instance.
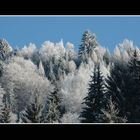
80, 64, 107, 123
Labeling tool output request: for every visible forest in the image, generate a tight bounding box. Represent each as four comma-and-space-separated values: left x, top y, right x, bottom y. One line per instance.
0, 30, 139, 123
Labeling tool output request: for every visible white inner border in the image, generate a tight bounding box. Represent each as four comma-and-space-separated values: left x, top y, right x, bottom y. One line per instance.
0, 15, 140, 17
0, 14, 139, 124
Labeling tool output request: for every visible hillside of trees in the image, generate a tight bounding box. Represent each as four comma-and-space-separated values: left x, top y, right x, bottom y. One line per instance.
0, 30, 139, 123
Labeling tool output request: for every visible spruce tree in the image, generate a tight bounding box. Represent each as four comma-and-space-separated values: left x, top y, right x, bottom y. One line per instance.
21, 95, 42, 123
0, 94, 11, 123
105, 60, 133, 122
78, 30, 98, 63
129, 49, 140, 81
41, 87, 61, 123
0, 61, 3, 77
103, 49, 110, 66
80, 64, 106, 123
102, 97, 127, 123
0, 39, 12, 60
38, 60, 45, 77
127, 49, 140, 122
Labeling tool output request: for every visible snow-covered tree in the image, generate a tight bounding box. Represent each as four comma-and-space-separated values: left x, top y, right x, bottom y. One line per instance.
60, 112, 80, 123
102, 97, 127, 123
0, 39, 12, 60
1, 56, 53, 122
41, 88, 61, 123
114, 46, 121, 61
38, 60, 45, 77
0, 94, 11, 123
78, 30, 99, 63
0, 60, 4, 77
20, 43, 37, 59
60, 62, 92, 116
113, 39, 137, 63
0, 85, 12, 123
119, 39, 135, 56
129, 49, 140, 82
65, 42, 77, 61
21, 94, 43, 123
40, 40, 65, 62
103, 48, 110, 66
67, 60, 76, 73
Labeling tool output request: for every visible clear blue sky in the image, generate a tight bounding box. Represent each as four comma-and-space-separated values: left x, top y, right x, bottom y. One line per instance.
0, 16, 140, 53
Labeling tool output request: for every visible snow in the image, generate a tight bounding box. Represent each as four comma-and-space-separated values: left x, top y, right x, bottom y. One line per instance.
0, 31, 138, 123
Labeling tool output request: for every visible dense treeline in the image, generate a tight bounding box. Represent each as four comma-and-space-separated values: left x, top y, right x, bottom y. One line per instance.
0, 30, 139, 123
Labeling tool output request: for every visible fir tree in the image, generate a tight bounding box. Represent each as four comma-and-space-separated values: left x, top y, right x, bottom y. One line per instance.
129, 49, 140, 82
105, 61, 133, 122
127, 49, 140, 122
78, 30, 99, 63
0, 94, 11, 123
38, 60, 45, 77
103, 48, 110, 66
41, 87, 61, 123
102, 97, 127, 123
0, 39, 12, 60
21, 95, 42, 123
80, 64, 106, 123
0, 60, 3, 77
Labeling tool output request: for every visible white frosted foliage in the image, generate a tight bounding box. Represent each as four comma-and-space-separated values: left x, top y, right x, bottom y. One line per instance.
38, 61, 45, 77
61, 112, 80, 123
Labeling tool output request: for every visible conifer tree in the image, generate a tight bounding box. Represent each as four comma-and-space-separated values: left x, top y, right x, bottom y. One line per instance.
127, 49, 140, 122
102, 97, 127, 123
0, 60, 3, 77
103, 49, 110, 66
0, 94, 11, 123
41, 87, 61, 123
21, 95, 42, 123
105, 61, 133, 122
129, 49, 140, 83
0, 39, 12, 60
80, 64, 106, 123
78, 30, 99, 63
38, 60, 45, 77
